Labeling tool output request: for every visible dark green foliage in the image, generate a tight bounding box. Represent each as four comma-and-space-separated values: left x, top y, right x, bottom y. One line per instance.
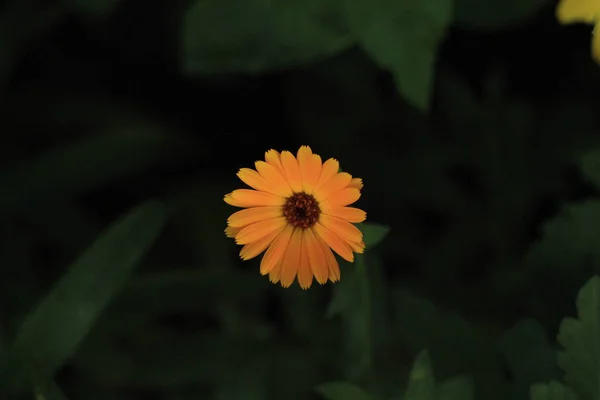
0, 201, 169, 393
557, 277, 600, 400
316, 382, 375, 400
182, 0, 451, 111
530, 382, 579, 400
498, 319, 561, 400
1, 0, 600, 399
181, 0, 353, 74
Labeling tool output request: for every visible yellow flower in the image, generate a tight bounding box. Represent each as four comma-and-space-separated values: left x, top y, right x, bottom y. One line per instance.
556, 0, 600, 63
224, 146, 366, 289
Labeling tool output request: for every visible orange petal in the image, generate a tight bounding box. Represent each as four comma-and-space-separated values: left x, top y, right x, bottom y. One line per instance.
304, 227, 328, 284
260, 224, 293, 274
237, 168, 272, 193
314, 172, 352, 203
593, 26, 600, 64
297, 146, 322, 194
265, 149, 284, 174
239, 225, 284, 260
224, 189, 285, 208
297, 231, 313, 289
280, 228, 302, 288
225, 226, 241, 238
321, 206, 366, 223
314, 158, 339, 192
227, 206, 282, 228
269, 259, 282, 283
348, 178, 363, 190
556, 0, 597, 24
281, 151, 303, 193
318, 236, 340, 282
235, 217, 287, 245
347, 240, 365, 254
321, 188, 361, 208
313, 222, 354, 262
255, 161, 293, 197
319, 214, 363, 245
296, 145, 312, 158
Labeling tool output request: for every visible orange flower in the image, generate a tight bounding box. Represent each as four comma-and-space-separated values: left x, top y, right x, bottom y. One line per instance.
556, 0, 600, 63
224, 146, 366, 289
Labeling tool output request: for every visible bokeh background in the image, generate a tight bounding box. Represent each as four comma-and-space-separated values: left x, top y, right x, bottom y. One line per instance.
1, 0, 600, 399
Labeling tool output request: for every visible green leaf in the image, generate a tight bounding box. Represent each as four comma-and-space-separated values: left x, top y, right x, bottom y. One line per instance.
33, 377, 70, 400
529, 382, 579, 400
315, 382, 374, 400
181, 0, 353, 74
326, 256, 372, 379
0, 201, 169, 392
392, 289, 505, 400
215, 358, 268, 400
345, 0, 452, 111
454, 0, 550, 29
580, 149, 600, 190
359, 222, 390, 249
526, 201, 600, 273
404, 350, 436, 400
557, 275, 600, 400
436, 376, 474, 400
498, 319, 561, 400
0, 128, 193, 213
393, 290, 482, 365
326, 251, 391, 380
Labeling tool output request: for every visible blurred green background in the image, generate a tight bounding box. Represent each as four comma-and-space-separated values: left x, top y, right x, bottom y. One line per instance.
2, 0, 600, 399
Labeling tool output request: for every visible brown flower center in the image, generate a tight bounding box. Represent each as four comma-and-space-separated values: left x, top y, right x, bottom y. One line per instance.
283, 192, 320, 229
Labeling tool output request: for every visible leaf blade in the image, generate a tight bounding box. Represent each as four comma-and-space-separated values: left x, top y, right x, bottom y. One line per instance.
529, 381, 579, 400
436, 376, 474, 400
404, 350, 435, 400
1, 201, 169, 391
181, 0, 352, 74
346, 0, 452, 111
557, 276, 600, 400
315, 382, 374, 400
359, 222, 390, 249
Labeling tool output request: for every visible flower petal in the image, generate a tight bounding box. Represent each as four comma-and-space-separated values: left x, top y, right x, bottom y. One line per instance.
313, 222, 354, 262
265, 149, 284, 174
235, 217, 287, 245
281, 151, 303, 193
319, 214, 363, 245
280, 228, 302, 288
269, 259, 282, 283
556, 0, 597, 24
348, 178, 363, 190
321, 206, 366, 223
318, 236, 340, 282
237, 168, 272, 193
225, 226, 241, 238
297, 146, 322, 194
239, 225, 284, 260
224, 189, 285, 208
297, 231, 313, 289
304, 227, 328, 284
255, 161, 293, 197
314, 172, 352, 203
593, 26, 600, 63
321, 188, 361, 208
260, 224, 293, 274
227, 206, 282, 228
314, 158, 339, 192
347, 239, 365, 254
